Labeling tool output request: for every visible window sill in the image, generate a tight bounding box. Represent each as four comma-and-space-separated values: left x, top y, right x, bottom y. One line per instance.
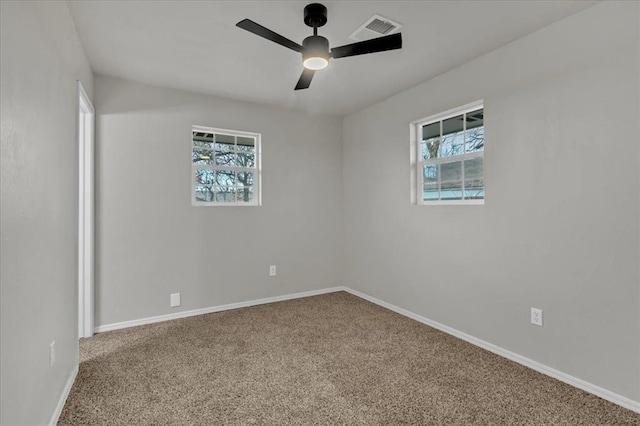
192, 202, 261, 207
417, 200, 484, 206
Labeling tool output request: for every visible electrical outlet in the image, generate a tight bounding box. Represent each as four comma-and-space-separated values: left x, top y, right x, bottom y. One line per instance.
170, 293, 181, 307
531, 308, 543, 326
49, 341, 55, 367
269, 265, 277, 276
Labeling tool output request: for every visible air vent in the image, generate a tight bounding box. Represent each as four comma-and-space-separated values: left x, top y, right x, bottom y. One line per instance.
366, 19, 395, 35
349, 15, 402, 42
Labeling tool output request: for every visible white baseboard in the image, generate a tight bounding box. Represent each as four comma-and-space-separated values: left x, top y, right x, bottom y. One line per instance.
94, 287, 345, 333
342, 287, 640, 415
48, 364, 78, 426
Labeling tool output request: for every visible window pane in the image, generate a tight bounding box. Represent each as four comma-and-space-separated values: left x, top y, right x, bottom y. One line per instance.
237, 136, 255, 153
465, 126, 484, 153
193, 132, 214, 150
237, 172, 254, 187
464, 157, 483, 180
441, 115, 464, 157
422, 122, 440, 159
441, 160, 462, 182
422, 121, 440, 140
422, 182, 439, 201
465, 109, 484, 153
236, 187, 254, 202
193, 141, 214, 150
464, 178, 484, 200
215, 170, 235, 186
425, 138, 441, 159
441, 181, 463, 200
423, 164, 438, 184
215, 151, 236, 166
215, 188, 236, 202
215, 133, 235, 151
237, 152, 255, 168
195, 169, 214, 185
192, 149, 213, 165
194, 185, 214, 202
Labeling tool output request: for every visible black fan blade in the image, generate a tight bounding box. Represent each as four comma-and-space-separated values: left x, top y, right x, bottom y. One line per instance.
331, 33, 402, 59
236, 19, 303, 52
294, 69, 315, 90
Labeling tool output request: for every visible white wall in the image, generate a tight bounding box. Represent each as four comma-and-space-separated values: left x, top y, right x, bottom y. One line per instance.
0, 1, 94, 425
94, 75, 343, 327
343, 1, 640, 402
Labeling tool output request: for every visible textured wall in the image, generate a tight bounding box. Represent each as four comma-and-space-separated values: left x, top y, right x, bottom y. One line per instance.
93, 75, 343, 327
0, 1, 94, 425
343, 2, 639, 401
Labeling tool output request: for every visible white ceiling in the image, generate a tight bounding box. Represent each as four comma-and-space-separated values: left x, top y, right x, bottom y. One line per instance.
67, 0, 596, 116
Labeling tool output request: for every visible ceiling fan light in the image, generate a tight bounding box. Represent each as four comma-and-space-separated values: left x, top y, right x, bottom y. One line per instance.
303, 56, 329, 70
302, 35, 330, 71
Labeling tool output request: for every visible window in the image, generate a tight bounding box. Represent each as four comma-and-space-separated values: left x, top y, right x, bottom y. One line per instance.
415, 101, 484, 204
192, 126, 261, 206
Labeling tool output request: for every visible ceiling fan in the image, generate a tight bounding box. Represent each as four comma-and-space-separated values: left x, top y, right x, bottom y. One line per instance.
236, 3, 403, 90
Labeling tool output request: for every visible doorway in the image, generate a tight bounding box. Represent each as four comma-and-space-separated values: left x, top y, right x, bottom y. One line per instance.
78, 81, 95, 338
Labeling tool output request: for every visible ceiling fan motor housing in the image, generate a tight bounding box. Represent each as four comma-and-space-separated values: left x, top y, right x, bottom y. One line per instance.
302, 36, 330, 59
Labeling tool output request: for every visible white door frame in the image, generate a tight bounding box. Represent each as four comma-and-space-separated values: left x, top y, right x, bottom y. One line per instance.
78, 81, 95, 338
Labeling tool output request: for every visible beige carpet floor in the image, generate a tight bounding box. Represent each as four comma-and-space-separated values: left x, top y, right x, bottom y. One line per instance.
59, 292, 639, 425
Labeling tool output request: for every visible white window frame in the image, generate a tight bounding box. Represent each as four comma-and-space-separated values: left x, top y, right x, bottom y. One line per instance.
191, 125, 262, 207
412, 100, 484, 205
